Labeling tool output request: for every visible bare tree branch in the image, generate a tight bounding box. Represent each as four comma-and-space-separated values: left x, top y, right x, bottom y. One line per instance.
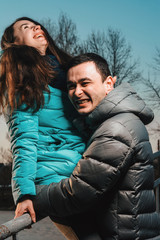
81, 31, 107, 58
41, 12, 80, 55
153, 47, 160, 71
40, 13, 141, 86
80, 28, 141, 86
141, 47, 160, 111
142, 75, 160, 110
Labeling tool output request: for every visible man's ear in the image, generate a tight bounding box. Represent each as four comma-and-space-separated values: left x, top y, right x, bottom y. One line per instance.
104, 76, 117, 94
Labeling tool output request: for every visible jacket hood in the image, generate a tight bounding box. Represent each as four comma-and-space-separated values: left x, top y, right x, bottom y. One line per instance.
86, 83, 154, 127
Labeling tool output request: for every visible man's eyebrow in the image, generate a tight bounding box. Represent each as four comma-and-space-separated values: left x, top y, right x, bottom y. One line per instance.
67, 78, 91, 84
78, 77, 92, 83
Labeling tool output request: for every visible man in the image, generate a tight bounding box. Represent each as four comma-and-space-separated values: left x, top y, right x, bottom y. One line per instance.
33, 53, 160, 239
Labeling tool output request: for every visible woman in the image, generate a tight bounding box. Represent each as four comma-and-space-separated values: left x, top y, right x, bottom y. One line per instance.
0, 17, 85, 226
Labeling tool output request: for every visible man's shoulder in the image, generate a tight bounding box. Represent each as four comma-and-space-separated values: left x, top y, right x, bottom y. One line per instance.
89, 112, 146, 147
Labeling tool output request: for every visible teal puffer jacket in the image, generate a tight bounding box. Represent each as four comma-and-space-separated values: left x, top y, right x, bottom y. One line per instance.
5, 86, 85, 204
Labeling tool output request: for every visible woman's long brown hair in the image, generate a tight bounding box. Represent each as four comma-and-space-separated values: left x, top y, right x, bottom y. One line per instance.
0, 45, 54, 113
0, 17, 72, 113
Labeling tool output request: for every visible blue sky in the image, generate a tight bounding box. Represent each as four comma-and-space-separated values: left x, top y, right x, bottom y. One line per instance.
0, 0, 160, 150
0, 0, 160, 72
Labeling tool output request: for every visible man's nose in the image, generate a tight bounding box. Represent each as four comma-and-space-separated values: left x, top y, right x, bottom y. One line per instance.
74, 86, 83, 96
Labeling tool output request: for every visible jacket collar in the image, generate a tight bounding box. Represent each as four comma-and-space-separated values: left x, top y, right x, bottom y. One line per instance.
85, 83, 154, 128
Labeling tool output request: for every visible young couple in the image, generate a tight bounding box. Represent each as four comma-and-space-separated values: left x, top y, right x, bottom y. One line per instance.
0, 17, 160, 240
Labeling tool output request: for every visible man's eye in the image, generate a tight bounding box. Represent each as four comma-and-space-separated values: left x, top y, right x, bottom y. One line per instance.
67, 84, 75, 90
24, 26, 29, 29
82, 82, 89, 86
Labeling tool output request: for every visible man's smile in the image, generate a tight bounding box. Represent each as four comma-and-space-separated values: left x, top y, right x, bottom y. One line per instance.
75, 98, 90, 108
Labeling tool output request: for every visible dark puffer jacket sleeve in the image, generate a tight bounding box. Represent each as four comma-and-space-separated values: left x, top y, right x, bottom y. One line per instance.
48, 119, 134, 217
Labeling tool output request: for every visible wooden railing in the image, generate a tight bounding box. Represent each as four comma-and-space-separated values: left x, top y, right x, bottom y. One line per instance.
0, 213, 31, 240
0, 150, 160, 240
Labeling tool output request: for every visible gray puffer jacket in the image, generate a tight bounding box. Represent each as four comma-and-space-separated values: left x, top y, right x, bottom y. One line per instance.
36, 83, 160, 239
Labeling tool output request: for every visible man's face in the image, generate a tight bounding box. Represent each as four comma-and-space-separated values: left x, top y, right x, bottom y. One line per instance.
13, 20, 48, 55
67, 61, 114, 115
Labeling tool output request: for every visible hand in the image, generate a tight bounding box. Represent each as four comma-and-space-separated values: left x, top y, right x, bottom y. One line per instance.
14, 199, 36, 223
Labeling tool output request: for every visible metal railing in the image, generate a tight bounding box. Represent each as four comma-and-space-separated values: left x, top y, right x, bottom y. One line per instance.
0, 150, 160, 240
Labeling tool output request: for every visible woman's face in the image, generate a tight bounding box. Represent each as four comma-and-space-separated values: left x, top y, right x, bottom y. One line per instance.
13, 20, 48, 55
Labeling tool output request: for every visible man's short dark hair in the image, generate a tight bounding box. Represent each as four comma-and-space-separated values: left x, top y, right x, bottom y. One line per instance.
67, 53, 111, 81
